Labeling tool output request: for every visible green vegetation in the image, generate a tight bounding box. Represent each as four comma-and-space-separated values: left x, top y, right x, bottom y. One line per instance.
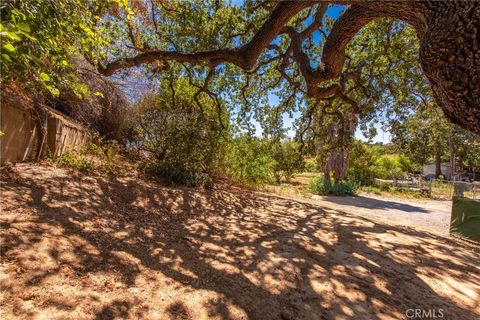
131, 76, 225, 188
55, 153, 93, 173
2, 2, 478, 195
309, 175, 356, 196
1, 0, 129, 94
224, 137, 275, 186
51, 133, 129, 176
346, 142, 414, 186
129, 75, 304, 188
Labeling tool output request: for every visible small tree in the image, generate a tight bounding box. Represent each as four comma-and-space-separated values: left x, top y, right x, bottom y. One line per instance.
271, 140, 304, 183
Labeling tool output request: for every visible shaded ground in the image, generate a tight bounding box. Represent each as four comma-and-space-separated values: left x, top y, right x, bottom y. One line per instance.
1, 164, 479, 320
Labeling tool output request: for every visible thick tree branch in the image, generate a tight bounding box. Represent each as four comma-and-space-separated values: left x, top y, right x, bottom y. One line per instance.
99, 1, 312, 75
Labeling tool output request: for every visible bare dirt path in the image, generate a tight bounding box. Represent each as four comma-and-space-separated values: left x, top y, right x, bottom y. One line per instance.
1, 164, 479, 320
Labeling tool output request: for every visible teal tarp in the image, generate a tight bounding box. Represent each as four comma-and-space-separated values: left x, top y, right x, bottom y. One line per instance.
450, 197, 480, 243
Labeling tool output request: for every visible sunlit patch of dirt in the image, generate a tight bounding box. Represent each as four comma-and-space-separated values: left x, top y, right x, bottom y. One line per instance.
1, 163, 479, 320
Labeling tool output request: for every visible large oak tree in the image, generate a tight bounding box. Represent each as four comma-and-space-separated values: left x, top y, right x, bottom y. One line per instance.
98, 0, 480, 134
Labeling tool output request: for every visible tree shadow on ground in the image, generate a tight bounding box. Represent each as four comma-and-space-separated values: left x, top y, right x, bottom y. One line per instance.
319, 195, 431, 213
1, 165, 479, 319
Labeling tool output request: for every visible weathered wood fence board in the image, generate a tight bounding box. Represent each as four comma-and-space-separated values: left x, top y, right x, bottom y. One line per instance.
1, 103, 88, 164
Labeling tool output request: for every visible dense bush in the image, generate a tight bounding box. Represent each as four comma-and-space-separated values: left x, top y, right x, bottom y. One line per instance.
129, 78, 305, 188
309, 175, 356, 196
141, 161, 213, 188
304, 157, 317, 172
374, 155, 405, 180
347, 142, 413, 185
330, 181, 357, 196
346, 142, 378, 185
309, 175, 332, 195
224, 138, 304, 187
271, 140, 304, 183
224, 137, 275, 186
132, 78, 226, 188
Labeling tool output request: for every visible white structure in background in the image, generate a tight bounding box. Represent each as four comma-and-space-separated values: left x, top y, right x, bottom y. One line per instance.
422, 162, 452, 180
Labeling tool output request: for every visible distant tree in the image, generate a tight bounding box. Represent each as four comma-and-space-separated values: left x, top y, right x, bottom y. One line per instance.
271, 140, 303, 183
391, 103, 452, 176
298, 18, 427, 184
452, 129, 480, 172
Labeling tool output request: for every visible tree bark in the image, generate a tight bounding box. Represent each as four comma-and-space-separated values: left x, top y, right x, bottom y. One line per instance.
343, 1, 480, 133
434, 144, 442, 178
449, 131, 456, 180
416, 1, 480, 135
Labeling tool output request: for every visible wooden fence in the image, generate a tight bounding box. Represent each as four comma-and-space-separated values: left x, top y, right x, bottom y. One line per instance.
1, 103, 88, 164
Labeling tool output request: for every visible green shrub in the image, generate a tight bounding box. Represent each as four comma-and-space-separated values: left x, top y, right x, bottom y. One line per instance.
224, 137, 275, 186
346, 141, 377, 186
132, 85, 226, 188
309, 175, 356, 196
374, 155, 404, 180
304, 157, 317, 172
397, 154, 414, 173
329, 181, 356, 196
55, 153, 93, 172
271, 140, 304, 183
309, 175, 332, 195
141, 161, 213, 189
347, 141, 412, 186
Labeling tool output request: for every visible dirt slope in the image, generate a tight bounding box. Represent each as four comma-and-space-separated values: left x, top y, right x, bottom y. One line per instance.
1, 164, 479, 320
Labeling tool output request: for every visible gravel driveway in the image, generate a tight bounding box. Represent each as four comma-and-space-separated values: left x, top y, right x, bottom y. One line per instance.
309, 193, 452, 235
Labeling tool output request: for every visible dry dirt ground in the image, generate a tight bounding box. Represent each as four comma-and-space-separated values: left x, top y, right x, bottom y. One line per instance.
1, 164, 479, 320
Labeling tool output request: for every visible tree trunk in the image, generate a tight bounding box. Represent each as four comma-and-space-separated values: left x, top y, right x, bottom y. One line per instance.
449, 132, 456, 181
353, 1, 480, 133
324, 170, 331, 186
434, 145, 442, 178
417, 2, 480, 134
